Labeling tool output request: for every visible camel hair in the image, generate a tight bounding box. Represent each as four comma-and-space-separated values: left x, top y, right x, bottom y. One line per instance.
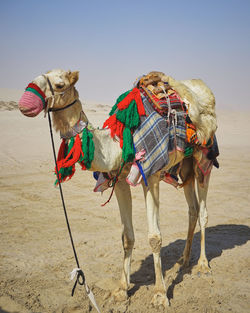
19, 69, 217, 308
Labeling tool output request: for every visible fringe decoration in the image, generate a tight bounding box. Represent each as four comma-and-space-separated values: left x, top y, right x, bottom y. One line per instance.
122, 127, 135, 163
109, 90, 131, 116
55, 137, 75, 185
103, 88, 145, 164
55, 130, 95, 185
57, 135, 83, 169
80, 128, 95, 169
57, 139, 66, 162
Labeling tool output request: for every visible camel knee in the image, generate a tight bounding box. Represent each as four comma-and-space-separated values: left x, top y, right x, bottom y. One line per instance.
189, 205, 199, 220
148, 234, 162, 253
122, 232, 134, 251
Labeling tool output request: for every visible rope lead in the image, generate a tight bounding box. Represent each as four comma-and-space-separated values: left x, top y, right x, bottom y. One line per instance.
47, 110, 101, 313
70, 268, 101, 313
71, 268, 85, 296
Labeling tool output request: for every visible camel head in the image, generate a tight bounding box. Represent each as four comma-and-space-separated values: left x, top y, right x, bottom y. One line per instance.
19, 69, 79, 117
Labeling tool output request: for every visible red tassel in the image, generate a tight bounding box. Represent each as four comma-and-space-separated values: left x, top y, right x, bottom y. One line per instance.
103, 114, 119, 138
103, 114, 116, 129
116, 88, 145, 116
79, 161, 87, 170
73, 134, 84, 160
117, 92, 134, 110
116, 120, 124, 148
57, 134, 84, 171
57, 139, 66, 161
134, 89, 145, 116
103, 88, 145, 149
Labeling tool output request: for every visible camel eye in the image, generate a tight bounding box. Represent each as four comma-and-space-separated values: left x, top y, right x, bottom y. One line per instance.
55, 83, 64, 89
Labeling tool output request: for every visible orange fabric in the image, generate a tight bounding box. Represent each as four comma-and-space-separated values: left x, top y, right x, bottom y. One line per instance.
186, 123, 198, 144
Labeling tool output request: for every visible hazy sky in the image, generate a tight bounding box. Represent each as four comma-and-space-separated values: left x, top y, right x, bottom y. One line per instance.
0, 0, 249, 109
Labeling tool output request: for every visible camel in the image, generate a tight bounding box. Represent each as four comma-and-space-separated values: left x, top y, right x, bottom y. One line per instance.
19, 69, 217, 308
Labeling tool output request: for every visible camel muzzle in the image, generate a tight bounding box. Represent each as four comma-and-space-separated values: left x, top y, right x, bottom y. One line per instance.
18, 82, 47, 117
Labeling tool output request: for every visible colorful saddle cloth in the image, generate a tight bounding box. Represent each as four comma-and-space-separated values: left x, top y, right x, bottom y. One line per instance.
99, 86, 219, 191
133, 90, 186, 180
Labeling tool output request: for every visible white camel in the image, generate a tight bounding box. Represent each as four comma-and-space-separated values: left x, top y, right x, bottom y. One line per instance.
19, 69, 217, 308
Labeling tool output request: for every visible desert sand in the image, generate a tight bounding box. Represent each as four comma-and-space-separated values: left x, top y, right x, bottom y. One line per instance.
0, 90, 249, 313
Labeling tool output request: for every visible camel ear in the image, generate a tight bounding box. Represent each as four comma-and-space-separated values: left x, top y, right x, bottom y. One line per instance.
69, 71, 79, 85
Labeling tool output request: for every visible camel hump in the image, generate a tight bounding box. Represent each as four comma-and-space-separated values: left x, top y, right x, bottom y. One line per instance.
139, 72, 217, 143
176, 78, 217, 143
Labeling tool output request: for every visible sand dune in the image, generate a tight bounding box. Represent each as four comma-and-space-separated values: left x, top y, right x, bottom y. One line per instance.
0, 98, 249, 313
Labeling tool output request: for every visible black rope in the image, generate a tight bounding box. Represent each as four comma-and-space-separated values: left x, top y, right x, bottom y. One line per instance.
47, 110, 85, 296
49, 99, 78, 112
71, 269, 85, 296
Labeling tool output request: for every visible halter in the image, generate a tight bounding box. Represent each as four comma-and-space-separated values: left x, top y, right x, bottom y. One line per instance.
42, 74, 78, 115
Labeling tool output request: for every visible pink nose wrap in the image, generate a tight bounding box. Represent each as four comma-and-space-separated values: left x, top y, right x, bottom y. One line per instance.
19, 83, 47, 117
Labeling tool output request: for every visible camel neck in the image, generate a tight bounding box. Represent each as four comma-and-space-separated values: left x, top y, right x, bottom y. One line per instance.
52, 99, 88, 134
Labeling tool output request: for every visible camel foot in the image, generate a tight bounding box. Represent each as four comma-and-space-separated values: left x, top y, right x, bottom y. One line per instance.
112, 287, 128, 302
194, 258, 211, 275
151, 291, 170, 308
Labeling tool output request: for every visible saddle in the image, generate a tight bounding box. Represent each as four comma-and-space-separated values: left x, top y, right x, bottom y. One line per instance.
100, 71, 219, 191
136, 71, 217, 144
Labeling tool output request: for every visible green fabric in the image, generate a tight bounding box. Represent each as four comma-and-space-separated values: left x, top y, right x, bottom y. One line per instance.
26, 87, 46, 107
122, 127, 135, 163
109, 89, 132, 116
80, 128, 95, 169
184, 145, 194, 157
55, 128, 95, 184
108, 89, 142, 164
117, 99, 140, 163
116, 100, 140, 129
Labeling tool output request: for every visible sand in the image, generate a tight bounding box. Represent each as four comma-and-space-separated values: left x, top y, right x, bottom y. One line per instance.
0, 93, 249, 313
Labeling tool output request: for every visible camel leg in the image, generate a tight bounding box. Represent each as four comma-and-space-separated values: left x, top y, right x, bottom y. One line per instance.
112, 178, 134, 301
142, 174, 169, 308
176, 178, 199, 269
196, 172, 211, 274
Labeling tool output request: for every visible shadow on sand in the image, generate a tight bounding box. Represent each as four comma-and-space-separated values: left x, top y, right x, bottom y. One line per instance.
0, 308, 18, 313
129, 224, 250, 299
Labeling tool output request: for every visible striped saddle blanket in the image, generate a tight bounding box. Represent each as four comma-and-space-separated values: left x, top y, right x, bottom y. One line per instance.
133, 89, 186, 181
